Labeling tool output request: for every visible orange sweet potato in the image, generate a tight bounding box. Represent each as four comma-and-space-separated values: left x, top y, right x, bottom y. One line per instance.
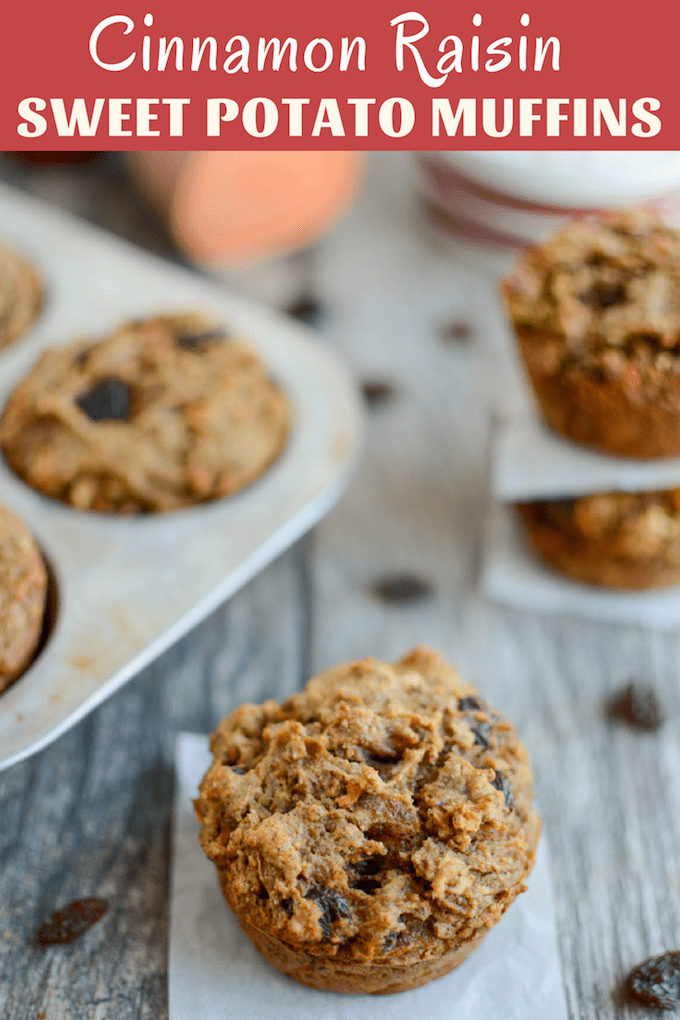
126, 151, 363, 266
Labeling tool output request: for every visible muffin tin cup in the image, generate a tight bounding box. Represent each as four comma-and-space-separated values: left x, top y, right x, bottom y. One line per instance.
0, 183, 363, 772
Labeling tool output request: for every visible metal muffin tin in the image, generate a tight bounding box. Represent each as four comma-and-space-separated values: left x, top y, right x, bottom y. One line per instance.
0, 184, 363, 772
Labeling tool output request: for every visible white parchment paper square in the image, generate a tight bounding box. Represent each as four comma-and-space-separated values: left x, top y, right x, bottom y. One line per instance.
170, 732, 568, 1020
491, 410, 680, 503
482, 501, 680, 629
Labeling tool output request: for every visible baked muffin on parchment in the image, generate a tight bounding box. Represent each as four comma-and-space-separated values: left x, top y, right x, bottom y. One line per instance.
195, 647, 540, 994
0, 502, 47, 692
503, 212, 680, 459
0, 242, 43, 349
0, 313, 290, 514
518, 488, 680, 590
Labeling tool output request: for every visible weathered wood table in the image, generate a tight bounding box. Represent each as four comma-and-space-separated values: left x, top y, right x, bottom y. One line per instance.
1, 152, 678, 1019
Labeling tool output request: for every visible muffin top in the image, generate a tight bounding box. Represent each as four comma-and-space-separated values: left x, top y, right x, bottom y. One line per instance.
195, 647, 540, 967
521, 489, 680, 564
0, 313, 290, 514
0, 502, 47, 691
503, 212, 680, 354
0, 242, 43, 350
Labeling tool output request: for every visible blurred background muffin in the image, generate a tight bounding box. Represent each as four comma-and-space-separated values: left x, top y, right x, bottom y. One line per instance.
503, 212, 680, 459
0, 502, 47, 692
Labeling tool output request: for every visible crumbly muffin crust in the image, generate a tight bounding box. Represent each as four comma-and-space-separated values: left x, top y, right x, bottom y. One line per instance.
0, 313, 290, 514
503, 212, 680, 458
0, 242, 43, 350
518, 489, 680, 589
0, 503, 47, 692
195, 647, 540, 994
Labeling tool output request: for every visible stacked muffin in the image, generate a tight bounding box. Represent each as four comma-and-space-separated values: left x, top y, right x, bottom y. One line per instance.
503, 212, 680, 590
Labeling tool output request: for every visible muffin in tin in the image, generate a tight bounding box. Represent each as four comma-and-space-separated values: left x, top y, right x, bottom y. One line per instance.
503, 211, 680, 459
0, 313, 291, 514
0, 502, 47, 692
0, 242, 43, 350
195, 647, 540, 994
518, 488, 680, 590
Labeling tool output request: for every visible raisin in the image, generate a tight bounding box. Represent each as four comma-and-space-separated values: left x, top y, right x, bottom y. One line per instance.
611, 681, 667, 731
441, 321, 472, 344
371, 574, 433, 604
305, 887, 352, 937
627, 952, 680, 1010
76, 379, 131, 422
472, 721, 492, 750
286, 296, 324, 326
458, 696, 481, 712
256, 886, 269, 901
361, 380, 396, 408
352, 856, 384, 878
281, 898, 294, 918
382, 931, 400, 951
176, 329, 228, 350
491, 770, 515, 809
353, 878, 382, 895
582, 282, 627, 309
34, 897, 108, 945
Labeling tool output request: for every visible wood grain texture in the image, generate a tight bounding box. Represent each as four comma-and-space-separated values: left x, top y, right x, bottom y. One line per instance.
1, 152, 680, 1019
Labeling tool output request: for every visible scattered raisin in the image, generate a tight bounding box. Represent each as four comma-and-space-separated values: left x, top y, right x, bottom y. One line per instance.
305, 887, 352, 937
281, 898, 294, 918
34, 897, 108, 945
286, 296, 324, 326
441, 321, 472, 344
361, 380, 396, 408
611, 681, 667, 731
371, 574, 433, 604
472, 721, 492, 750
76, 379, 131, 422
627, 952, 680, 1010
458, 696, 481, 712
492, 771, 515, 809
256, 886, 269, 901
176, 329, 228, 350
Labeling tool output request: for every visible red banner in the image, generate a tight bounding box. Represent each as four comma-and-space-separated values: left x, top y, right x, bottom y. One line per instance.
1, 0, 675, 149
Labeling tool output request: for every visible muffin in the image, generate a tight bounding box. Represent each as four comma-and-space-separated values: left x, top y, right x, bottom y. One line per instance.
503, 212, 680, 459
0, 313, 290, 514
195, 647, 540, 994
518, 488, 680, 589
0, 242, 43, 349
0, 502, 47, 692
